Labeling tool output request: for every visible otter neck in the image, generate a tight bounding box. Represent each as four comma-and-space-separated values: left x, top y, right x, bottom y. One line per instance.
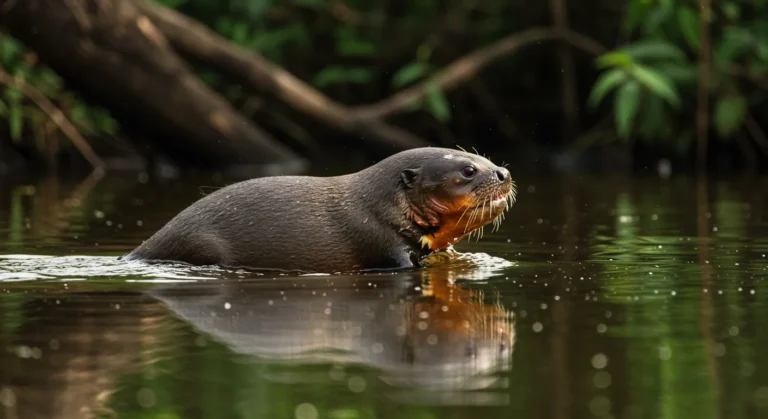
345, 168, 437, 257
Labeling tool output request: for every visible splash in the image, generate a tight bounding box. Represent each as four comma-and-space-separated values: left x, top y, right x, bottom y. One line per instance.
0, 254, 224, 283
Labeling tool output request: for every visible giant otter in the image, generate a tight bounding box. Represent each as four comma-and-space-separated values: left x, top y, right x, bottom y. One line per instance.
124, 147, 516, 273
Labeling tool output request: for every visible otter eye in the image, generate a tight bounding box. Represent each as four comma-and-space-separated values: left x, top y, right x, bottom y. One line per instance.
461, 166, 476, 178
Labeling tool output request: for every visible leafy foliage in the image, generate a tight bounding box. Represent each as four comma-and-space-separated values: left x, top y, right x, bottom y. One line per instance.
4, 0, 768, 166
0, 34, 118, 152
587, 0, 768, 155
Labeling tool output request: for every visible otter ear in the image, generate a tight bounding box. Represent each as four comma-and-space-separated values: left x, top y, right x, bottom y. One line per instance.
400, 168, 419, 188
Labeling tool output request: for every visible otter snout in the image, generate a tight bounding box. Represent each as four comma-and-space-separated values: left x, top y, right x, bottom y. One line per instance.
495, 167, 510, 182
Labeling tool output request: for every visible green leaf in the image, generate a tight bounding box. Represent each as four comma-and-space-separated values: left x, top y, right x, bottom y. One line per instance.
615, 81, 640, 139
312, 66, 346, 88
722, 2, 740, 20
214, 17, 234, 37
625, 0, 650, 32
392, 62, 429, 88
244, 0, 273, 19
587, 68, 626, 108
638, 95, 667, 139
3, 87, 23, 104
630, 64, 680, 107
312, 66, 372, 87
337, 39, 376, 57
714, 95, 746, 138
71, 101, 88, 123
231, 22, 249, 46
620, 40, 687, 62
34, 68, 62, 94
0, 36, 22, 65
715, 27, 753, 64
677, 7, 699, 50
596, 51, 633, 69
345, 67, 373, 84
425, 82, 450, 122
9, 103, 23, 142
644, 3, 673, 35
292, 0, 323, 7
654, 63, 697, 84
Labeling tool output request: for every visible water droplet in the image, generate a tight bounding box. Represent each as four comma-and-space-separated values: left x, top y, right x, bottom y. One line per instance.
295, 403, 318, 419
594, 371, 611, 389
591, 353, 608, 369
348, 376, 366, 393
754, 387, 768, 408
532, 322, 543, 332
136, 388, 156, 408
0, 388, 16, 407
658, 345, 672, 360
589, 395, 612, 417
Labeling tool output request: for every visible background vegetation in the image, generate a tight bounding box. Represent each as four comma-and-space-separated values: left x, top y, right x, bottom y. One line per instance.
2, 0, 768, 172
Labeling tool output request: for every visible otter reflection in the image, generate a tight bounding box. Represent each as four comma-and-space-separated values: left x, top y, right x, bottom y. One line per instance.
150, 265, 515, 399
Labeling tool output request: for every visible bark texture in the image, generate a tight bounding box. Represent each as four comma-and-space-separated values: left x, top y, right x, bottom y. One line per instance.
2, 0, 300, 167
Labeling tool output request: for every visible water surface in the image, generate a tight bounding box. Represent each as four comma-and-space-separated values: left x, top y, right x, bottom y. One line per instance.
1, 171, 767, 419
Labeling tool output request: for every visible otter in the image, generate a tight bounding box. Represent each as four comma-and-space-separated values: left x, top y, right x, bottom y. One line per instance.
123, 147, 516, 273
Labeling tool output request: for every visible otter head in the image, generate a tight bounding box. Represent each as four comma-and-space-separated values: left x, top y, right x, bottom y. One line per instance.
399, 151, 517, 251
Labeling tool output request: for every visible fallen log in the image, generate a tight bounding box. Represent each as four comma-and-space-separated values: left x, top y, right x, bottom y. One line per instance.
1, 0, 301, 168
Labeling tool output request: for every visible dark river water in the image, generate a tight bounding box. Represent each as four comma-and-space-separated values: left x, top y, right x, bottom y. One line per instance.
1, 169, 767, 419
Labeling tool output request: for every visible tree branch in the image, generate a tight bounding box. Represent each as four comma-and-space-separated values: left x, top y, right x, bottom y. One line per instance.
2, 0, 301, 168
134, 0, 429, 151
0, 66, 105, 171
353, 27, 607, 121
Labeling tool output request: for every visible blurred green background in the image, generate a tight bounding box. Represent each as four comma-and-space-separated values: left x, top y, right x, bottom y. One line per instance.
1, 0, 767, 172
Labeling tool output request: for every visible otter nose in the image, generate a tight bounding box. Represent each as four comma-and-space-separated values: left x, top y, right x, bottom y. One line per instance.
495, 168, 509, 182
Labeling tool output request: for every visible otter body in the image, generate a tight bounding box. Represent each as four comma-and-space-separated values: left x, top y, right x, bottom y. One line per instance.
124, 147, 515, 273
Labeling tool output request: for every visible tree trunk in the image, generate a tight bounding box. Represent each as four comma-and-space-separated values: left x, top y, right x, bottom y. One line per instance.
1, 0, 301, 168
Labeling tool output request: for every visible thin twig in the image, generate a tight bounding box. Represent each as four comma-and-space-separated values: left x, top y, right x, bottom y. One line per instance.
354, 27, 607, 121
0, 67, 106, 171
696, 0, 711, 172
